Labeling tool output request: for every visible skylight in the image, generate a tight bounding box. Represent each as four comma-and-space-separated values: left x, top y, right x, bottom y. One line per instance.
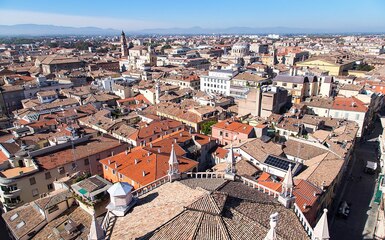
10, 213, 19, 221
16, 221, 25, 229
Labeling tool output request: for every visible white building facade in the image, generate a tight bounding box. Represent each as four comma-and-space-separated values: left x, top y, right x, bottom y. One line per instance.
200, 70, 237, 96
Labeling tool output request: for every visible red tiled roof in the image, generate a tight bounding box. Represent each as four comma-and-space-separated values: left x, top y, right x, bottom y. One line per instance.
293, 179, 322, 214
35, 136, 123, 170
116, 94, 151, 104
129, 119, 184, 141
213, 147, 228, 159
0, 150, 8, 164
212, 120, 254, 135
100, 143, 197, 187
257, 172, 282, 192
331, 96, 367, 112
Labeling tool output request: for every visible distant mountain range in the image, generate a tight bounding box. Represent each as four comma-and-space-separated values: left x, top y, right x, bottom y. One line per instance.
0, 24, 384, 36
0, 24, 119, 36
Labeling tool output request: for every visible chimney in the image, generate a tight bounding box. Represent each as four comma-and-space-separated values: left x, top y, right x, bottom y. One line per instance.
303, 203, 307, 209
111, 151, 114, 156
150, 143, 153, 148
142, 171, 146, 177
157, 148, 161, 153
135, 159, 138, 164
114, 163, 118, 169
321, 181, 326, 191
108, 159, 111, 165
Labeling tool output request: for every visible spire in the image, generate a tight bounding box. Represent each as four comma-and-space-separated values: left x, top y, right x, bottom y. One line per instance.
168, 144, 178, 173
313, 209, 330, 240
282, 164, 294, 197
226, 144, 235, 174
264, 212, 278, 240
88, 214, 105, 240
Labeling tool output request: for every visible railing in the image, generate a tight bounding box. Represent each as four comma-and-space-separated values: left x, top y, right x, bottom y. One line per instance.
101, 210, 114, 231
131, 175, 170, 198
184, 172, 226, 179
2, 188, 21, 198
293, 203, 314, 238
4, 200, 24, 209
239, 176, 280, 198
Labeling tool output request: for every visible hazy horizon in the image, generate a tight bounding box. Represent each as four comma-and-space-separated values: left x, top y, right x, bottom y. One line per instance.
1, 0, 385, 33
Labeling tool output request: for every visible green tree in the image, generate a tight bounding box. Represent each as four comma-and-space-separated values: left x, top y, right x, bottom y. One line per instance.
200, 120, 217, 135
161, 44, 172, 50
356, 63, 374, 71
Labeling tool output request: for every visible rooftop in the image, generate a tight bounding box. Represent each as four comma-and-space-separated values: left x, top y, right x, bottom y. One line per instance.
34, 136, 123, 170
111, 181, 206, 239
212, 120, 254, 135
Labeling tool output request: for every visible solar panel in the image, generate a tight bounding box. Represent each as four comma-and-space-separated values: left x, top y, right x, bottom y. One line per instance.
264, 155, 293, 171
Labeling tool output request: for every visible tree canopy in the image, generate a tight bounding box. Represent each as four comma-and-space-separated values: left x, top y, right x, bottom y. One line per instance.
200, 120, 217, 135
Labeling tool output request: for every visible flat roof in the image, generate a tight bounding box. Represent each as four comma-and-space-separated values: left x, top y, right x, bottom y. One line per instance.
0, 166, 37, 178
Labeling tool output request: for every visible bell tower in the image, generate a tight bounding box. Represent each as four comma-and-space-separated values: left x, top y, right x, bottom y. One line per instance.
120, 30, 128, 57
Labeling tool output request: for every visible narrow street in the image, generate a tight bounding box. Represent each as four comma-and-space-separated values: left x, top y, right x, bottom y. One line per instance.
331, 119, 382, 240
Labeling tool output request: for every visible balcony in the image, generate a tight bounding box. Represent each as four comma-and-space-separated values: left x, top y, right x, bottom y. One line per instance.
3, 200, 24, 210
1, 188, 21, 198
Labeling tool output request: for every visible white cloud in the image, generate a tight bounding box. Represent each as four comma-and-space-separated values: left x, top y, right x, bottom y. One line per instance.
0, 9, 168, 30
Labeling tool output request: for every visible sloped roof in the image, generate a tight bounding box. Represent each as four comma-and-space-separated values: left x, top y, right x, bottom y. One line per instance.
108, 182, 133, 197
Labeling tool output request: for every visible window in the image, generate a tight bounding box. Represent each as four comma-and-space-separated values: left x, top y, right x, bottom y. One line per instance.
225, 133, 228, 137
29, 177, 36, 185
355, 114, 360, 120
293, 84, 298, 88
282, 83, 287, 87
58, 167, 65, 174
71, 162, 76, 170
32, 188, 39, 197
219, 131, 223, 136
104, 165, 108, 170
119, 173, 123, 179
45, 172, 51, 179
112, 170, 116, 175
84, 159, 90, 166
47, 183, 54, 191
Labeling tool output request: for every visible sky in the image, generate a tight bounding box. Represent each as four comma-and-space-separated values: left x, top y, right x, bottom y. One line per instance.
0, 0, 385, 31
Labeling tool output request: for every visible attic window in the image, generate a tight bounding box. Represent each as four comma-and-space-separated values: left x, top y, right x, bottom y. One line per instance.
10, 213, 19, 221
16, 221, 25, 229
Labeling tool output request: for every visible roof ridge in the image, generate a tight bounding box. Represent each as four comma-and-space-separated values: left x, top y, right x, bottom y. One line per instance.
191, 211, 204, 239
208, 194, 222, 215
216, 213, 232, 240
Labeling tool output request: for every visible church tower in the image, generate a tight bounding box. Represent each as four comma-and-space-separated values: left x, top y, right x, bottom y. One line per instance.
278, 164, 296, 208
120, 30, 128, 57
155, 80, 160, 104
